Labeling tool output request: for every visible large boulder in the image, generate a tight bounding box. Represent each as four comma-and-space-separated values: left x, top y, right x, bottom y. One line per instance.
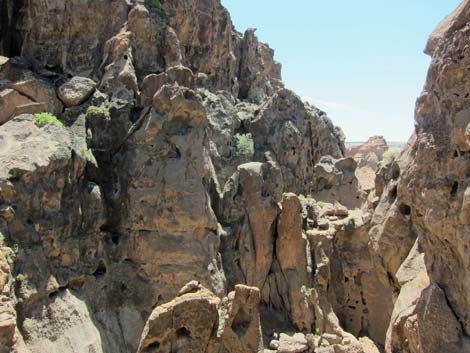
311, 156, 365, 209
137, 283, 221, 353
57, 76, 96, 107
137, 282, 263, 353
0, 88, 34, 125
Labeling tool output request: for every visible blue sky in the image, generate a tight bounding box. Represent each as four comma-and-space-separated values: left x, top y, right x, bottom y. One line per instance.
221, 0, 462, 142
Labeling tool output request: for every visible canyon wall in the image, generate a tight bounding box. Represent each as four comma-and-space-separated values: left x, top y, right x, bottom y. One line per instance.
1, 1, 470, 353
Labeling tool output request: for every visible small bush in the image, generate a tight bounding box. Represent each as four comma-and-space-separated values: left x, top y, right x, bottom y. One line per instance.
146, 0, 165, 17
16, 273, 25, 282
383, 148, 401, 162
313, 326, 321, 337
34, 112, 64, 128
233, 133, 254, 163
11, 244, 19, 254
85, 106, 110, 120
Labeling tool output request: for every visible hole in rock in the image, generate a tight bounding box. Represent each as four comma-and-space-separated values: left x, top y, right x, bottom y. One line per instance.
111, 234, 120, 245
176, 327, 191, 338
391, 164, 400, 180
93, 261, 107, 278
48, 286, 67, 299
389, 186, 398, 201
451, 181, 459, 197
399, 204, 411, 216
123, 55, 128, 60
143, 341, 160, 352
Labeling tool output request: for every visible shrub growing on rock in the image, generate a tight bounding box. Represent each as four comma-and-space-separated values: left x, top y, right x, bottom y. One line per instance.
233, 133, 254, 163
85, 106, 110, 120
146, 0, 164, 17
383, 148, 401, 162
34, 112, 64, 128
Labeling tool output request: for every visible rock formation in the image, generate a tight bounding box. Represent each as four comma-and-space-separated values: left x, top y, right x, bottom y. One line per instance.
347, 136, 403, 191
0, 0, 469, 353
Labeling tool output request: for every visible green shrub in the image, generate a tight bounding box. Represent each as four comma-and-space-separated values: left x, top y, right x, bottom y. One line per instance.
16, 273, 25, 282
11, 244, 19, 254
233, 133, 254, 163
146, 0, 164, 17
383, 148, 401, 162
313, 326, 321, 337
34, 112, 64, 128
85, 105, 110, 120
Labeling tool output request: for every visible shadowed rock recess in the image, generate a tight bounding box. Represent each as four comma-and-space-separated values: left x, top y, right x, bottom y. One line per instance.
0, 0, 469, 352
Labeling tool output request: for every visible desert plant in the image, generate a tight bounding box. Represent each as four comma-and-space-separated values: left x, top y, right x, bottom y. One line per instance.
85, 105, 110, 120
34, 112, 64, 128
233, 133, 254, 163
383, 148, 401, 162
16, 273, 25, 282
146, 0, 165, 17
11, 244, 19, 254
313, 326, 321, 337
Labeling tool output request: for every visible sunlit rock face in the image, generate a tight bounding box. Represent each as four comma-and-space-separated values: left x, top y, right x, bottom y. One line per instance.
3, 0, 470, 353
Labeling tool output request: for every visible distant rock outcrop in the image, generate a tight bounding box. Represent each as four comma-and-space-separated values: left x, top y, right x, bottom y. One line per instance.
347, 136, 402, 191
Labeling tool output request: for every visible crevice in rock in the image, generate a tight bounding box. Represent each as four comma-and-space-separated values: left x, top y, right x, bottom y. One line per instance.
0, 0, 24, 57
93, 260, 107, 278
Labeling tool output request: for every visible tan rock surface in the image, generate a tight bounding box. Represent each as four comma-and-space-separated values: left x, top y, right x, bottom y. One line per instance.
57, 76, 96, 106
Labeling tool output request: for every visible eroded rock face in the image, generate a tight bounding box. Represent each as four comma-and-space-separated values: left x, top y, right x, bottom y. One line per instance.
384, 240, 429, 353
275, 194, 313, 331
308, 206, 393, 346
220, 161, 282, 291
137, 283, 220, 353
370, 2, 470, 352
311, 156, 365, 209
162, 1, 282, 101
112, 84, 226, 301
0, 0, 381, 352
247, 89, 345, 195
347, 136, 390, 191
137, 282, 263, 353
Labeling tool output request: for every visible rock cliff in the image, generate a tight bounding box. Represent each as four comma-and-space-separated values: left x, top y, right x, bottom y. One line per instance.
0, 1, 469, 353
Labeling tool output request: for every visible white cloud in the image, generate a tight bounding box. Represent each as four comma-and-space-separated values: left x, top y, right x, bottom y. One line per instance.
300, 96, 369, 115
